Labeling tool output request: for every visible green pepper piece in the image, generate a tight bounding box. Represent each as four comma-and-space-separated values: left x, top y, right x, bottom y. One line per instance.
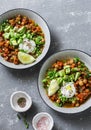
65, 67, 70, 74
35, 36, 44, 45
71, 67, 80, 72
69, 74, 75, 82
4, 25, 11, 32
18, 26, 26, 34
14, 33, 20, 39
42, 79, 48, 83
17, 38, 23, 44
73, 57, 80, 63
10, 38, 18, 46
64, 65, 70, 69
75, 72, 81, 81
55, 72, 59, 78
56, 77, 63, 85
22, 34, 27, 39
63, 75, 69, 81
26, 33, 31, 39
0, 25, 3, 31
58, 69, 65, 77
3, 33, 10, 39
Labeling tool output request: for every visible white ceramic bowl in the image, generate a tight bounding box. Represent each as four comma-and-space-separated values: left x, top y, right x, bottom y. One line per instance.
38, 49, 91, 113
32, 112, 54, 130
0, 8, 50, 69
10, 91, 32, 112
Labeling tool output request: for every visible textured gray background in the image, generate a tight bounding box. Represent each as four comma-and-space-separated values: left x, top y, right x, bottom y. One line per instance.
0, 0, 91, 130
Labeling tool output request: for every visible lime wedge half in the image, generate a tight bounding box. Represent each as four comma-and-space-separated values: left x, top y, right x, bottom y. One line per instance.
48, 79, 59, 96
18, 51, 35, 64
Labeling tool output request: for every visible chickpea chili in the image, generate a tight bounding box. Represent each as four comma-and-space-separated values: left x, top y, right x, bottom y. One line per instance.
42, 57, 91, 107
0, 15, 45, 64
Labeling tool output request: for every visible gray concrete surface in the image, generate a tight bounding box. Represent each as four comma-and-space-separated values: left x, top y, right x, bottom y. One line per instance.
0, 0, 91, 130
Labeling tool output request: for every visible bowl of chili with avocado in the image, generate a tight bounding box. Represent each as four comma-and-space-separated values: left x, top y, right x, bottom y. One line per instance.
38, 49, 91, 113
0, 8, 50, 69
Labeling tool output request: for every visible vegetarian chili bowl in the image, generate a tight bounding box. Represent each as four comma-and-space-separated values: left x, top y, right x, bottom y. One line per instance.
38, 50, 91, 113
0, 8, 50, 69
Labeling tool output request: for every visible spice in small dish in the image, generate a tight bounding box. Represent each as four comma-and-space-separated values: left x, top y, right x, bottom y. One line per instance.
17, 97, 26, 108
36, 116, 50, 130
32, 112, 54, 130
10, 91, 32, 112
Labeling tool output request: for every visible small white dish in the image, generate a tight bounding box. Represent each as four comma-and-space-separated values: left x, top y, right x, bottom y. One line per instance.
32, 112, 54, 130
10, 91, 32, 112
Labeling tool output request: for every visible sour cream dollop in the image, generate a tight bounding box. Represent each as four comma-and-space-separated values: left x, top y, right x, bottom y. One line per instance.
61, 82, 76, 98
19, 39, 36, 53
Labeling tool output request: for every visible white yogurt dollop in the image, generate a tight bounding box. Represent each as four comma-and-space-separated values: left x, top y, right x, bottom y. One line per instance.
61, 82, 76, 98
19, 39, 36, 53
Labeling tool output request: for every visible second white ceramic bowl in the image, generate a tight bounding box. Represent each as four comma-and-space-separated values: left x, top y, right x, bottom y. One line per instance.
38, 49, 91, 114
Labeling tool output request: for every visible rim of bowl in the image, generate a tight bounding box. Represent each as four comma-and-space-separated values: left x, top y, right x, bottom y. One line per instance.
10, 91, 32, 112
38, 49, 91, 114
32, 112, 54, 130
0, 8, 51, 69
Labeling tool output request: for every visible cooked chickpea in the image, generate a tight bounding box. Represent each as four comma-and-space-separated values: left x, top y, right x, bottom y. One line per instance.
85, 89, 89, 93
69, 59, 74, 64
56, 99, 61, 104
83, 79, 87, 84
78, 62, 81, 65
75, 103, 80, 107
88, 80, 91, 84
79, 80, 84, 86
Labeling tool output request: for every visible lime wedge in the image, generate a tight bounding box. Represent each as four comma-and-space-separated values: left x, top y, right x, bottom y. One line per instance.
48, 79, 59, 96
18, 51, 35, 64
